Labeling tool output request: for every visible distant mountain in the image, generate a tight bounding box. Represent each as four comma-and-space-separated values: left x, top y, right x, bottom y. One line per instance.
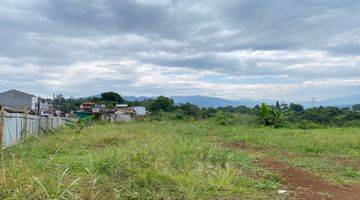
102, 93, 360, 108
123, 95, 273, 108
171, 96, 242, 108
123, 96, 153, 102
315, 93, 360, 107
171, 96, 278, 108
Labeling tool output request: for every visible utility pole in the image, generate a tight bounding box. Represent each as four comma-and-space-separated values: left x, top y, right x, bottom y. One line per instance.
312, 98, 316, 108
37, 96, 41, 134
37, 96, 41, 116
52, 94, 55, 116
0, 106, 4, 149
23, 107, 28, 140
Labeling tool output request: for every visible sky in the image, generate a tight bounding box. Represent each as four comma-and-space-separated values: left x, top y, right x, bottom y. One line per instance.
1, 0, 360, 101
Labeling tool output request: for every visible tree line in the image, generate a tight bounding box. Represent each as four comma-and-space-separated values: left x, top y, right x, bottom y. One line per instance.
53, 92, 360, 128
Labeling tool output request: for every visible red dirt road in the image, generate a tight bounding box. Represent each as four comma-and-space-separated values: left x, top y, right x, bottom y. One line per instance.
258, 157, 360, 200
225, 142, 360, 200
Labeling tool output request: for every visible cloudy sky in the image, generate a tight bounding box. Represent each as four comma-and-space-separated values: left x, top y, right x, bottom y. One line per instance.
1, 0, 360, 101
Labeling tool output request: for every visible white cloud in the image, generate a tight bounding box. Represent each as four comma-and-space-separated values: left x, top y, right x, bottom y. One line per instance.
1, 0, 360, 100
26, 59, 360, 100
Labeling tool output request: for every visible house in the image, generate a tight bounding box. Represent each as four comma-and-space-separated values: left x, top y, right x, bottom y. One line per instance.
92, 104, 106, 113
101, 106, 147, 122
116, 104, 128, 108
0, 89, 53, 115
131, 106, 147, 116
80, 102, 94, 112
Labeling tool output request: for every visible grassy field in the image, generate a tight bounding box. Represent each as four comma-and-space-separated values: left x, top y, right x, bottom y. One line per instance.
0, 120, 359, 199
219, 126, 360, 184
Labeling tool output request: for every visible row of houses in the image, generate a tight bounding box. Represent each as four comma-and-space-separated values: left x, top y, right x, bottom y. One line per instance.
77, 102, 147, 122
0, 89, 147, 121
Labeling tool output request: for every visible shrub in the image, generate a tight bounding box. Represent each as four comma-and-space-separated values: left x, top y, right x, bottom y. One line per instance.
233, 114, 257, 126
66, 116, 94, 133
257, 103, 286, 128
214, 111, 234, 125
344, 120, 360, 127
286, 120, 325, 129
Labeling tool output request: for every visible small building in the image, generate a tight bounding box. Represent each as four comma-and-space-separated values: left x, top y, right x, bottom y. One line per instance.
116, 104, 128, 108
131, 106, 147, 116
80, 102, 94, 112
92, 104, 106, 113
76, 102, 102, 119
0, 89, 53, 115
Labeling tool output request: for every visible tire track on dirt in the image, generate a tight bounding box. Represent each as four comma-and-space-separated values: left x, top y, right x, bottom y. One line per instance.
225, 142, 360, 200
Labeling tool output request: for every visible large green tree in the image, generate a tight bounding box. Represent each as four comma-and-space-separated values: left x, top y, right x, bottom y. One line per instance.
353, 104, 360, 111
176, 103, 201, 119
53, 94, 83, 113
149, 96, 174, 112
100, 92, 124, 103
289, 103, 304, 112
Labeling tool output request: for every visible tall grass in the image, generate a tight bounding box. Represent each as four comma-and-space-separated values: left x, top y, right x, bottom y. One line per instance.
218, 125, 360, 184
0, 121, 282, 199
220, 126, 360, 157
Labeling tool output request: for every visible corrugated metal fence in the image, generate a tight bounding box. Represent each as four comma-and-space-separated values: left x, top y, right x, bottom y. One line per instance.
0, 112, 66, 148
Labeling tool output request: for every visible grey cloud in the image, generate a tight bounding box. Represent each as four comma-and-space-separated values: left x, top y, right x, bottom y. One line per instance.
0, 0, 360, 99
221, 0, 360, 51
41, 0, 185, 38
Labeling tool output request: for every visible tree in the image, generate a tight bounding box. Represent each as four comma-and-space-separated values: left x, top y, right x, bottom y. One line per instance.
149, 96, 174, 112
353, 104, 360, 111
176, 103, 201, 119
302, 107, 342, 125
214, 111, 234, 125
53, 94, 66, 111
234, 105, 252, 114
258, 103, 286, 128
289, 103, 304, 112
100, 92, 123, 103
276, 101, 280, 109
53, 94, 83, 114
201, 107, 217, 118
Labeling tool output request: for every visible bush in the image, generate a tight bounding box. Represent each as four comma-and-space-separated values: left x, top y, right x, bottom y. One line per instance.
214, 111, 234, 125
66, 116, 94, 133
344, 120, 360, 127
285, 120, 325, 129
233, 114, 258, 126
257, 103, 286, 128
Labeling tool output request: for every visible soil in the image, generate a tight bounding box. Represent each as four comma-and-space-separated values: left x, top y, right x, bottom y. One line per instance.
223, 142, 270, 152
225, 142, 360, 200
258, 157, 360, 200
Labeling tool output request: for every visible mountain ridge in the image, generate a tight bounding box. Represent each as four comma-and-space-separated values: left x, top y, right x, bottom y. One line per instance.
122, 94, 360, 108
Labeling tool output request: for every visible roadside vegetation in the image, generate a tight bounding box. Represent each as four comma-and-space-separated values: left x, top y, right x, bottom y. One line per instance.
1, 92, 358, 199
0, 122, 285, 199
1, 120, 359, 199
53, 93, 360, 129
220, 126, 360, 184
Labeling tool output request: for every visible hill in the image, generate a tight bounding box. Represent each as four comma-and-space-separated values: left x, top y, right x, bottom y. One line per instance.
123, 95, 275, 108
300, 93, 360, 108
115, 94, 359, 108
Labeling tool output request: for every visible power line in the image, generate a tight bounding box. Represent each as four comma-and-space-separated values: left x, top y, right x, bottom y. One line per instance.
0, 85, 9, 92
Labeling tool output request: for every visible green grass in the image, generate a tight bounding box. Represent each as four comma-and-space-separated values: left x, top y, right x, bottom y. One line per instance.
0, 120, 359, 199
218, 125, 360, 184
0, 121, 283, 200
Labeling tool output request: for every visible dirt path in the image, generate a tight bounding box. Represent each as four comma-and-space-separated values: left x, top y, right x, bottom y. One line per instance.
259, 157, 360, 200
225, 142, 360, 200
